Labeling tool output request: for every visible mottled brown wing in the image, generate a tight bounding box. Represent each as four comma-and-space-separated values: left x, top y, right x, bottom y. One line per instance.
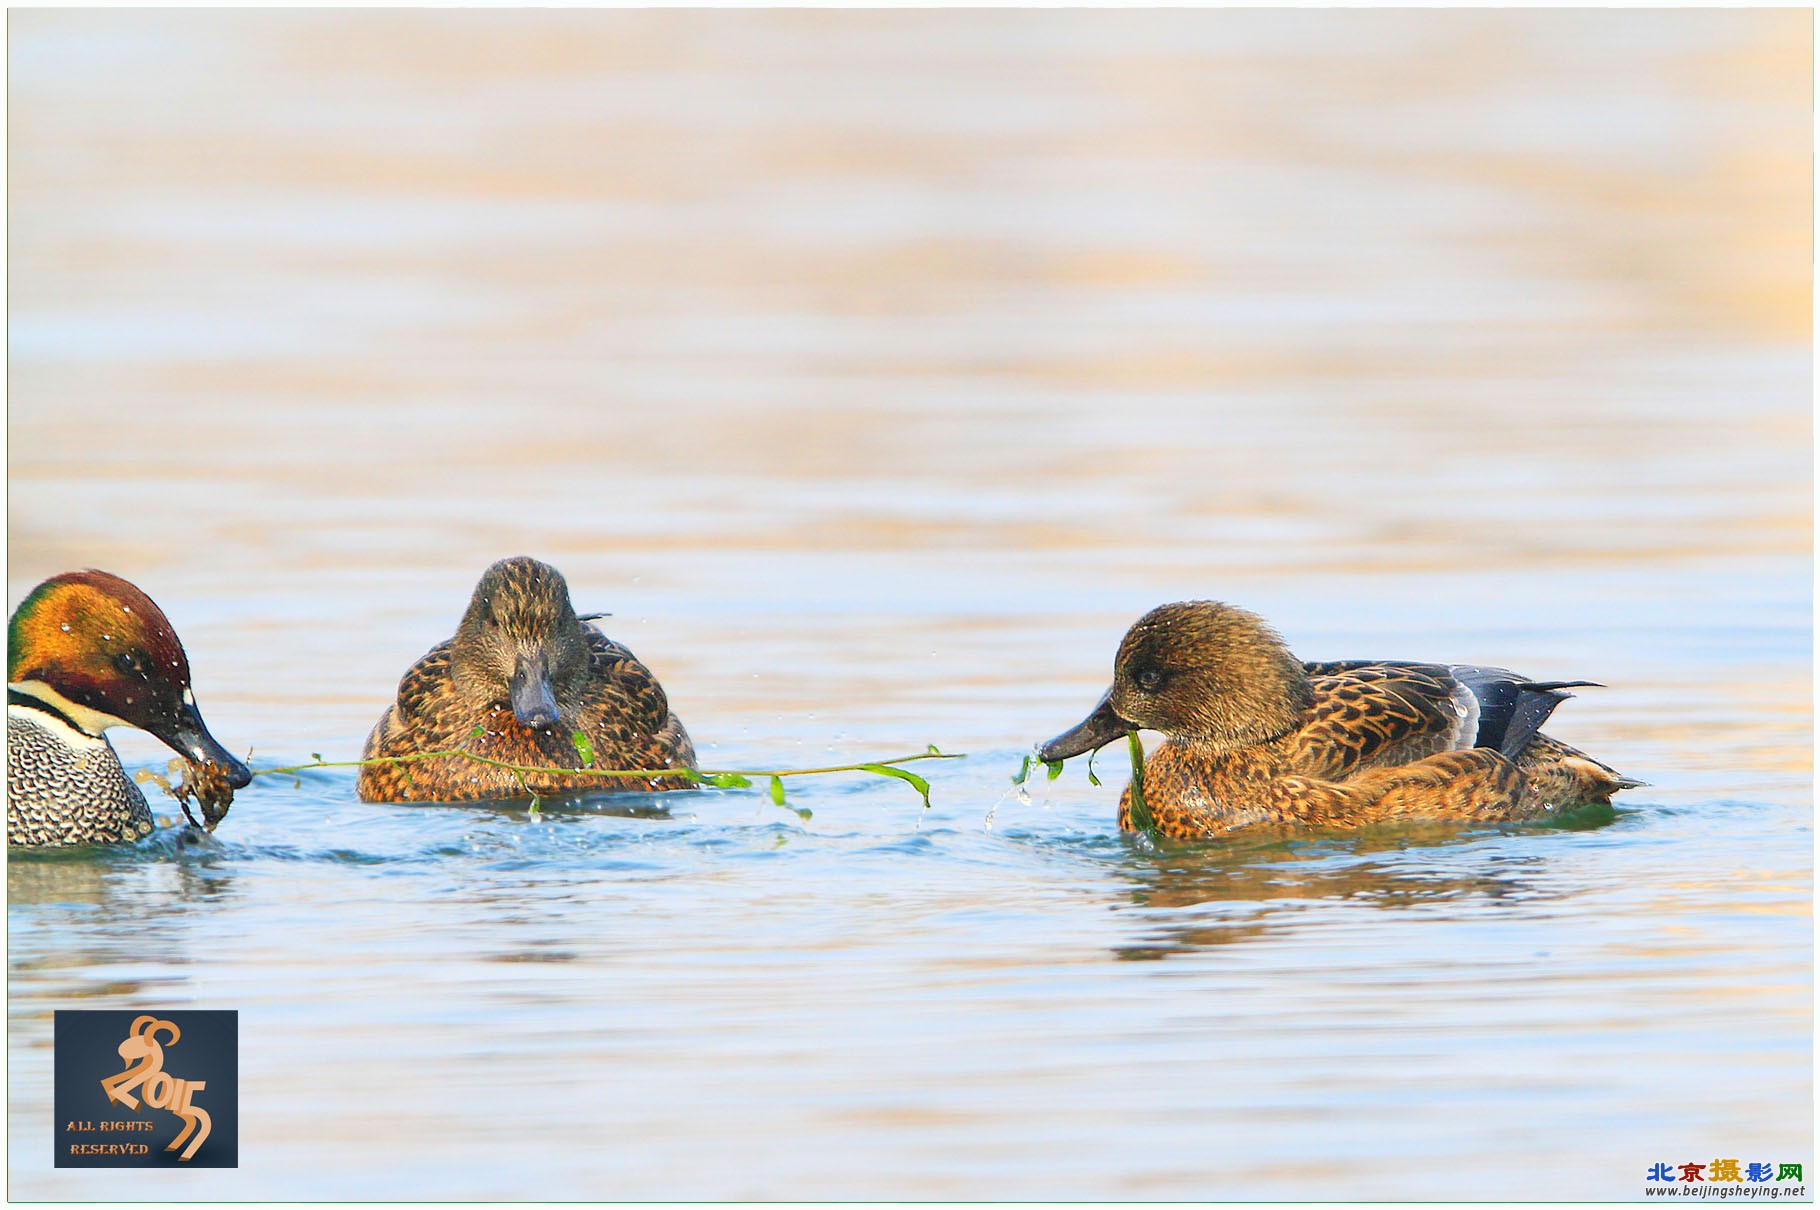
1269, 747, 1523, 827
358, 641, 461, 800
386, 641, 461, 749
1287, 662, 1466, 781
575, 629, 696, 772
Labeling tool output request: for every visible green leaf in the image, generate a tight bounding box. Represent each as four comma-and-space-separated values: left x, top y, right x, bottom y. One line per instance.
1045, 760, 1064, 781
793, 806, 813, 822
1125, 730, 1162, 842
926, 744, 942, 756
859, 764, 931, 809
310, 752, 323, 763
768, 775, 786, 806
677, 767, 707, 784
471, 725, 486, 739
1087, 768, 1102, 787
1013, 754, 1033, 785
707, 772, 752, 789
571, 730, 595, 767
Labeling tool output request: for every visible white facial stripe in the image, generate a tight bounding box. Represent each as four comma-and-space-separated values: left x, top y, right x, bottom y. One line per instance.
7, 701, 109, 751
7, 680, 131, 738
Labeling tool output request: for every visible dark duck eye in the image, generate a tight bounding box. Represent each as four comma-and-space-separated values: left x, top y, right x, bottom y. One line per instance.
1135, 668, 1164, 692
113, 651, 146, 678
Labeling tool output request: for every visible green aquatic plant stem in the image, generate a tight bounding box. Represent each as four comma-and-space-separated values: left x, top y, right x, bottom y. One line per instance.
1012, 735, 1164, 845
1124, 730, 1163, 843
248, 747, 961, 813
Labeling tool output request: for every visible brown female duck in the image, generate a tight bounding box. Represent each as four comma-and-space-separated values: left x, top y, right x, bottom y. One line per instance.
359, 557, 695, 802
1037, 601, 1637, 839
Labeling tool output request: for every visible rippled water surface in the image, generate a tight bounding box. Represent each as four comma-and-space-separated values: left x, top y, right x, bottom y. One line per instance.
7, 9, 1812, 1200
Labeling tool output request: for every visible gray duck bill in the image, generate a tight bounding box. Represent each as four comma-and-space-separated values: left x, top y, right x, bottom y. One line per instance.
1037, 689, 1134, 763
150, 701, 252, 788
509, 657, 562, 731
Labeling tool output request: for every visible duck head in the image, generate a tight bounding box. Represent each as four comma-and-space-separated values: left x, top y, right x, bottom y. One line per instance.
1037, 601, 1315, 761
450, 557, 594, 733
8, 570, 252, 786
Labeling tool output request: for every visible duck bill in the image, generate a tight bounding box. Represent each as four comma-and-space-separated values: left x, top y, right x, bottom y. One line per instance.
509, 657, 561, 731
148, 700, 253, 789
1037, 688, 1135, 763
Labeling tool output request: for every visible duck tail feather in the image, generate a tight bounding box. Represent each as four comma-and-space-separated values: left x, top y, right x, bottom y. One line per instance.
1497, 687, 1574, 760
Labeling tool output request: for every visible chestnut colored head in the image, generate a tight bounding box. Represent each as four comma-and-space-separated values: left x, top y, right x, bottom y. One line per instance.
8, 570, 250, 786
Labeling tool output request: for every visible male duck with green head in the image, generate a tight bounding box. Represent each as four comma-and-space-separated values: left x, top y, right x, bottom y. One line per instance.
8, 570, 250, 847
